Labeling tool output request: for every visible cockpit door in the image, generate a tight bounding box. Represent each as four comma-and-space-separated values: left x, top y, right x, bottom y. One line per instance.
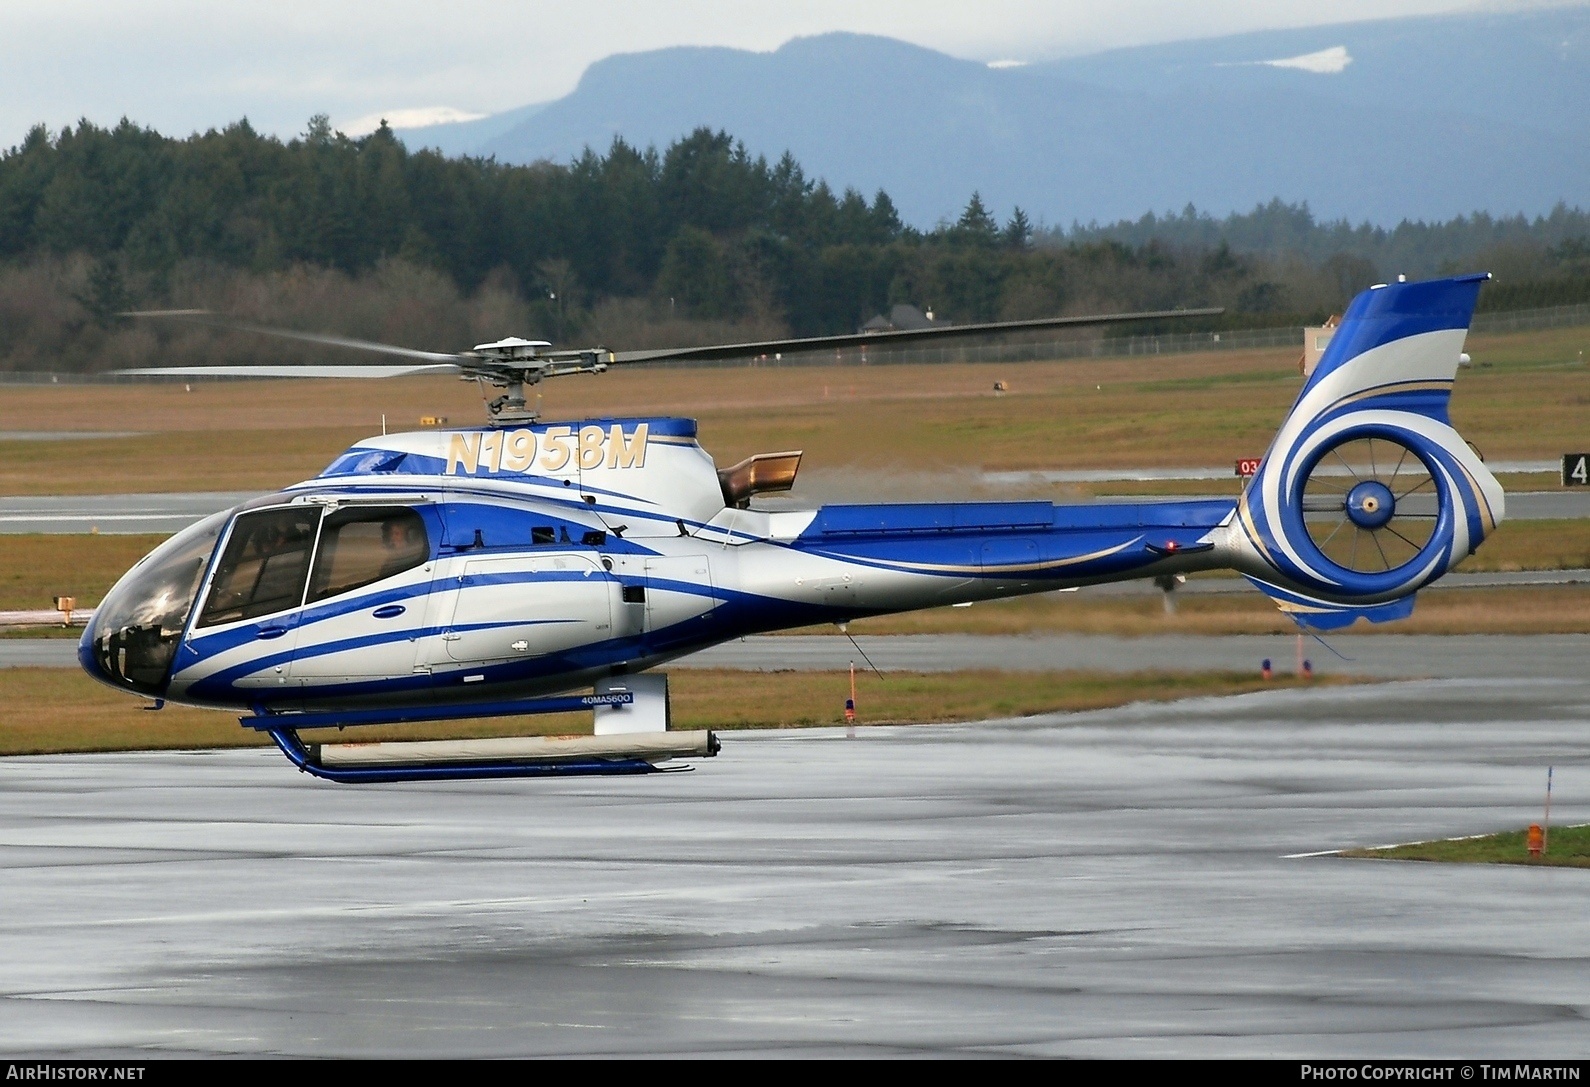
288, 505, 439, 683
185, 505, 321, 692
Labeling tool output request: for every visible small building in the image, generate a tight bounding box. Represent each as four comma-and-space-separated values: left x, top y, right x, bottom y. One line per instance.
1300, 314, 1340, 377
860, 303, 952, 334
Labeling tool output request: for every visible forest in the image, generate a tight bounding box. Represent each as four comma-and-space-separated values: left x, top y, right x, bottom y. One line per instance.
1, 116, 1587, 372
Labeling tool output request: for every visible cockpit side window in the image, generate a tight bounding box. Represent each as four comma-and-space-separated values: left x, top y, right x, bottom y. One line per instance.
197, 507, 321, 627
306, 507, 429, 604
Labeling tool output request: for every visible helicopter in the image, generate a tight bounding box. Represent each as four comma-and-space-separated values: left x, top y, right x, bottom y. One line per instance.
80, 274, 1502, 783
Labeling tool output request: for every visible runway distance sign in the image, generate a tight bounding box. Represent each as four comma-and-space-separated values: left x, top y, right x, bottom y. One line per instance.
1565, 453, 1590, 486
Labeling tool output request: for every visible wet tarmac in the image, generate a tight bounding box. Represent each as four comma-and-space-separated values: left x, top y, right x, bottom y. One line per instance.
2, 677, 1587, 1057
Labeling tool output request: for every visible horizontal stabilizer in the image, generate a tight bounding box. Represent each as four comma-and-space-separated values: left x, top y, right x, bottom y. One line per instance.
1244, 576, 1415, 631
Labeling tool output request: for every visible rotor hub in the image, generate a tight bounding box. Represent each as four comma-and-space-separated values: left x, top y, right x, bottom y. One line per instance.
1345, 479, 1396, 529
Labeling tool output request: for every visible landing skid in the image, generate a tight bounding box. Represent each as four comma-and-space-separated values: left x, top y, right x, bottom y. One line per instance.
243, 674, 715, 783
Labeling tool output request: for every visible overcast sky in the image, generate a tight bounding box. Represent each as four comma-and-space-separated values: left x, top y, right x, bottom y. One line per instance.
0, 1, 1547, 149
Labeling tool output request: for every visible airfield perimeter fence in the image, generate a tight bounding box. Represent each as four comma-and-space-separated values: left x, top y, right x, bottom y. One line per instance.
2, 302, 1588, 384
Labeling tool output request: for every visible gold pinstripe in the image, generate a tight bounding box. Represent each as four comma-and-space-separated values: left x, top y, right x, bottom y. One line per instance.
1237, 492, 1277, 565
1454, 460, 1497, 534
1323, 379, 1453, 413
848, 535, 1145, 575
1274, 600, 1334, 615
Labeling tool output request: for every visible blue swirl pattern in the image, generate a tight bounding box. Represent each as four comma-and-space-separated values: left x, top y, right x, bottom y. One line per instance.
1238, 275, 1503, 603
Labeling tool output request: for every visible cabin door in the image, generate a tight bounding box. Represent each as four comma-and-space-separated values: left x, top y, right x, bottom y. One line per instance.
443, 552, 614, 665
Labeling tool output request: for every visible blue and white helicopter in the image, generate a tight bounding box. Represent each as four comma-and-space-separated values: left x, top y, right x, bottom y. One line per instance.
83, 274, 1502, 782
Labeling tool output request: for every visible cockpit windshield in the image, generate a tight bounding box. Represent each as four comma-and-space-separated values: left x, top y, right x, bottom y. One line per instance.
197, 507, 321, 627
87, 510, 229, 695
84, 500, 433, 698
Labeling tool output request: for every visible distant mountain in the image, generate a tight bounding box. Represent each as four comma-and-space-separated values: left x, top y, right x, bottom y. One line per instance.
395, 101, 547, 158
398, 7, 1590, 227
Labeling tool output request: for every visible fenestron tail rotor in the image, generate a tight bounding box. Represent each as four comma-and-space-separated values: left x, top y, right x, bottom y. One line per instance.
1300, 436, 1439, 574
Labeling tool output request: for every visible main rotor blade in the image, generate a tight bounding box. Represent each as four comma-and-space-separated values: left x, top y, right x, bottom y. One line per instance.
116, 364, 463, 380
119, 303, 1226, 376
120, 310, 469, 364
605, 307, 1225, 365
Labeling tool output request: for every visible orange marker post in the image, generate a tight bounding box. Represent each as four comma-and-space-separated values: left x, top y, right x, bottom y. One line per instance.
844, 661, 857, 724
1542, 766, 1554, 854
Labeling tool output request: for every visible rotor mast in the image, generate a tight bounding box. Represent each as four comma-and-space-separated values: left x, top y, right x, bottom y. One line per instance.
469, 338, 610, 425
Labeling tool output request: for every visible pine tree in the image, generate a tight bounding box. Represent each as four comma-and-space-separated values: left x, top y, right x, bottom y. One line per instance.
1003, 207, 1032, 250
954, 192, 999, 246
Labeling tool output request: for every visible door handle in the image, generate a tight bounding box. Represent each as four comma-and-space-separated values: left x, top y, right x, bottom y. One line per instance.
256, 626, 289, 640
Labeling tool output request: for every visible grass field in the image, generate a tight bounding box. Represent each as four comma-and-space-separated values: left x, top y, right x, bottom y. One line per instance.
817, 584, 1590, 636
1448, 518, 1590, 572
1340, 824, 1590, 869
0, 666, 1334, 756
0, 533, 169, 610
0, 321, 1583, 495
